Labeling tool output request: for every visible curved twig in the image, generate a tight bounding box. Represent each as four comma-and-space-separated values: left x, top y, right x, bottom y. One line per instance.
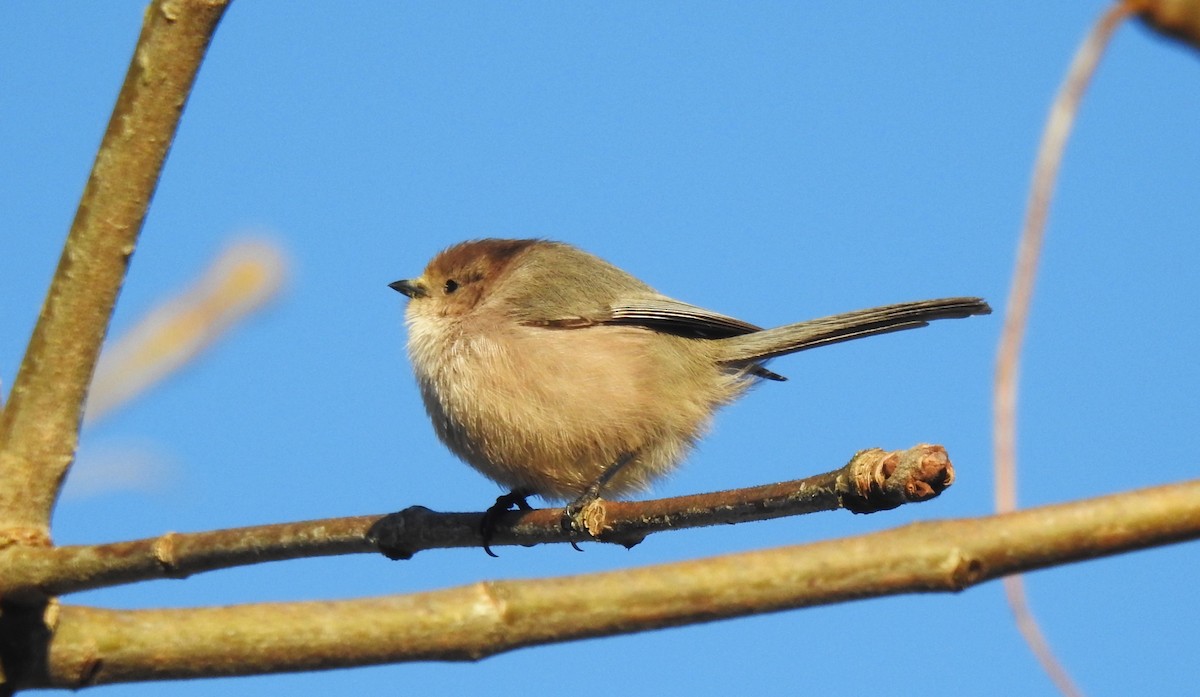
993, 6, 1131, 696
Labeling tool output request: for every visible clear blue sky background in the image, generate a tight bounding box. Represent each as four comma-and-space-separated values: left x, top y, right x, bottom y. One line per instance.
3, 3, 1198, 695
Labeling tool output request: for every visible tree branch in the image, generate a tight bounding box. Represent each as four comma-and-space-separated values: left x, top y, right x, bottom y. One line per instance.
0, 445, 952, 598
2, 478, 1195, 689
1129, 0, 1200, 50
0, 0, 230, 544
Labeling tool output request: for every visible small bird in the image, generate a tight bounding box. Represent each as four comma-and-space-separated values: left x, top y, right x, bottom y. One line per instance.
391, 239, 989, 533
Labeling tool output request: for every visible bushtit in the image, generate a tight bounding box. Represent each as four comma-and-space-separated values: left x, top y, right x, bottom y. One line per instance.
391, 239, 989, 521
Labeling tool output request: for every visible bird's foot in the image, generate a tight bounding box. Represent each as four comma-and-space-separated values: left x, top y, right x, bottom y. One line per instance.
480, 489, 533, 557
562, 483, 606, 552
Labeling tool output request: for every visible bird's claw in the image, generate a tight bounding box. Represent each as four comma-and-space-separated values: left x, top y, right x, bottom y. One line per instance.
480, 490, 533, 557
561, 486, 604, 552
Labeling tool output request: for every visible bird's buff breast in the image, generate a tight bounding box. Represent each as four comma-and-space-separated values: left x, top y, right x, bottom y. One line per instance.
406, 314, 736, 500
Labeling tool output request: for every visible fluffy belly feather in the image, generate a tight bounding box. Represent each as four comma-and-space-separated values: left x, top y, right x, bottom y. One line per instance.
410, 320, 748, 500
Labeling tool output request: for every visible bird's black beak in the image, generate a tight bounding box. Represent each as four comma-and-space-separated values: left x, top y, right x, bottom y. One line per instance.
388, 279, 427, 298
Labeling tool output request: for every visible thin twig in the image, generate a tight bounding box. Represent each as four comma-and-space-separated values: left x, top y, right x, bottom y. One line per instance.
0, 445, 952, 598
374, 444, 952, 557
993, 5, 1131, 696
5, 477, 1198, 690
0, 0, 230, 544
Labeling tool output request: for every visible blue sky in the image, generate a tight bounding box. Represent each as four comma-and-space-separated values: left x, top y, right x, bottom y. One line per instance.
2, 3, 1198, 695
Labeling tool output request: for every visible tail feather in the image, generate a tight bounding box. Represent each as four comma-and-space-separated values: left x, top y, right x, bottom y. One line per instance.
717, 297, 991, 363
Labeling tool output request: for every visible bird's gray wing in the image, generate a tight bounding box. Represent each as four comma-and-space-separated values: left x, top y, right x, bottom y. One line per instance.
604, 298, 764, 339
524, 296, 762, 339
523, 297, 787, 381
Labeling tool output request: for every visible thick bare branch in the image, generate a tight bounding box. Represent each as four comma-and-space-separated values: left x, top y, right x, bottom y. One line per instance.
1, 478, 1195, 689
0, 446, 951, 598
0, 0, 230, 544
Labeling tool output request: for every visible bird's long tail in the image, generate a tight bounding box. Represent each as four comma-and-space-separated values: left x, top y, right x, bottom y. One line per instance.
717, 297, 991, 363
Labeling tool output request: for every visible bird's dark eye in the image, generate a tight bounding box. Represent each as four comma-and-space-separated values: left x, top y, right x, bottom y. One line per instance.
443, 279, 459, 294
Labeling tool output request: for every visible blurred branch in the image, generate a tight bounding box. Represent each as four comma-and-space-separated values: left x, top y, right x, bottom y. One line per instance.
1129, 0, 1200, 49
0, 0, 230, 544
5, 478, 1198, 689
85, 238, 287, 425
993, 5, 1130, 696
1, 445, 952, 598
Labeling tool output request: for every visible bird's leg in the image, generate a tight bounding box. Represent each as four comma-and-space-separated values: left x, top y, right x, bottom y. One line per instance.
480, 489, 534, 557
562, 452, 635, 550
